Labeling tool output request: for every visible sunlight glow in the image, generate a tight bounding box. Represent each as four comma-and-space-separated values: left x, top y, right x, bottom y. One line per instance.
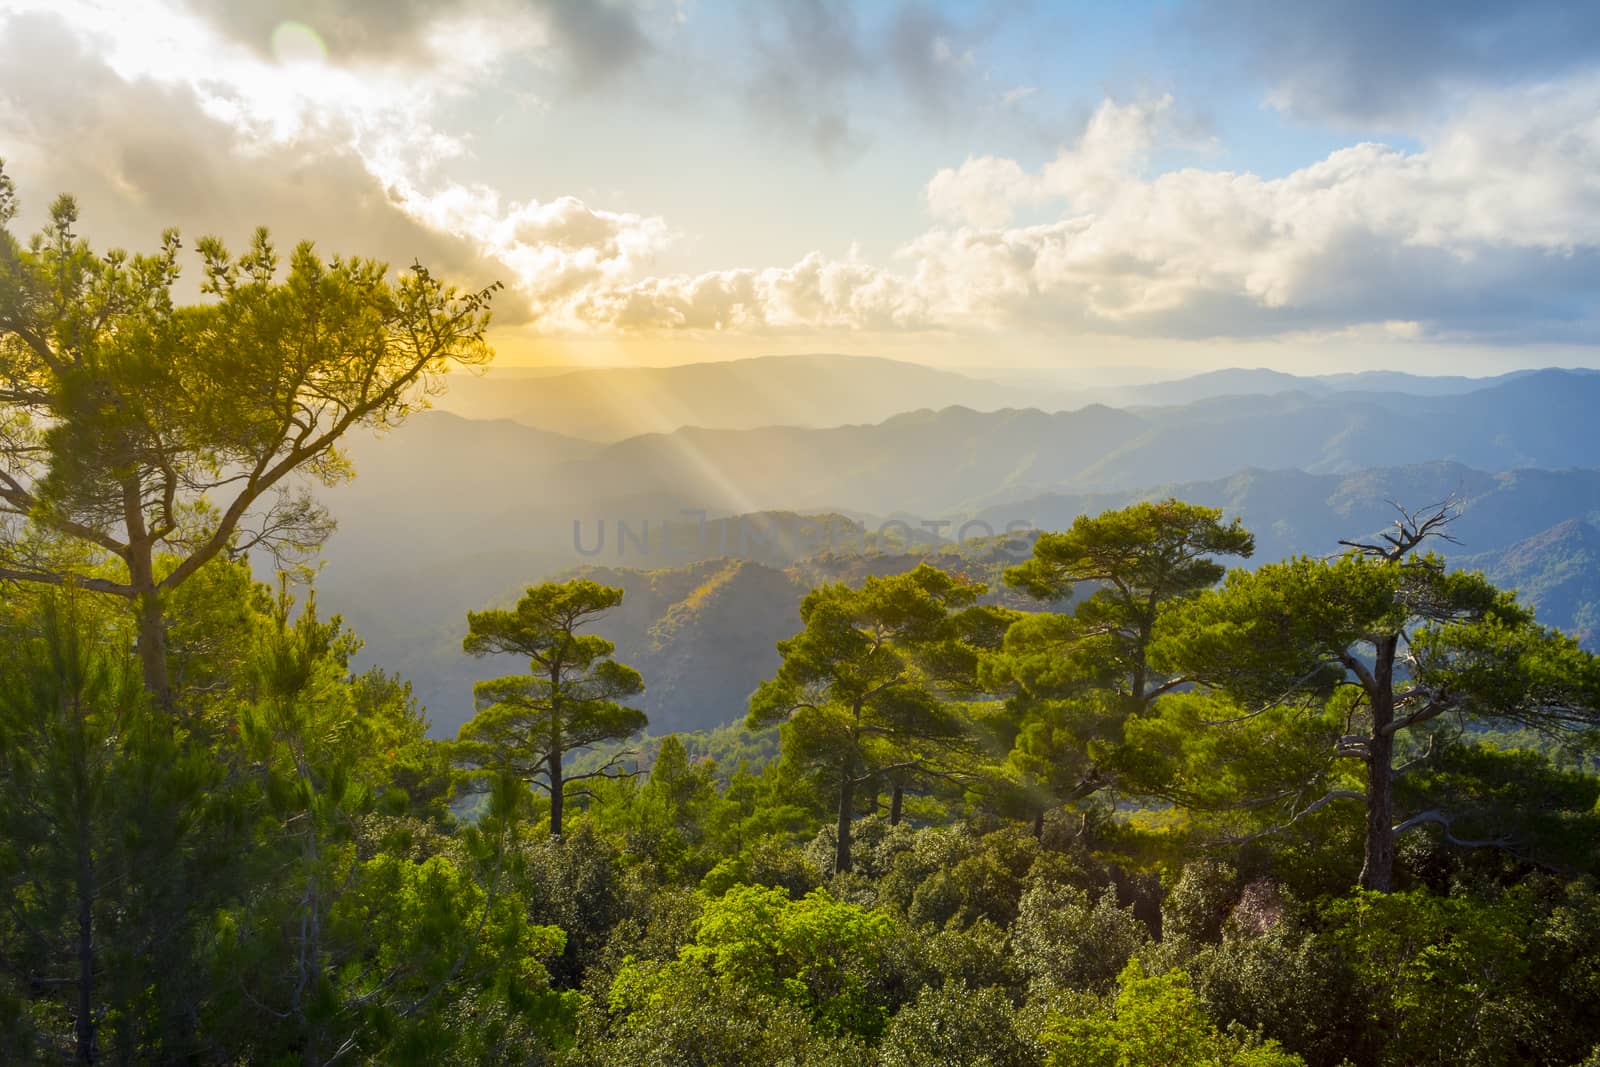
269, 21, 325, 66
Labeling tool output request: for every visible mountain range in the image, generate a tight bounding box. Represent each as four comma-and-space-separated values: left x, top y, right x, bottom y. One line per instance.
314, 466, 1600, 736
279, 356, 1600, 735
336, 368, 1600, 528
432, 353, 1594, 439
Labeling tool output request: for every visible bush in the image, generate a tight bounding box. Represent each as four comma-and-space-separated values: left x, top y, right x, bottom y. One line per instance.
1013, 884, 1152, 995
880, 981, 1038, 1067
1040, 962, 1304, 1067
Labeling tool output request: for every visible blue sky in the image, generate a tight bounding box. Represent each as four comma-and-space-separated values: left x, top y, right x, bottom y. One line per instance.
2, 0, 1598, 375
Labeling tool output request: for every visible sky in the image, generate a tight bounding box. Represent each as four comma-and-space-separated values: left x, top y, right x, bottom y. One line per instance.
2, 0, 1600, 378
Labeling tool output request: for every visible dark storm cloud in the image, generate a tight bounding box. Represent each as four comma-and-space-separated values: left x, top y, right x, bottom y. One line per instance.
1194, 0, 1600, 125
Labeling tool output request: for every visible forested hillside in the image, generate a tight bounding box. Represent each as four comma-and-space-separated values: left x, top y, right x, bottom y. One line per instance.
317, 456, 1600, 733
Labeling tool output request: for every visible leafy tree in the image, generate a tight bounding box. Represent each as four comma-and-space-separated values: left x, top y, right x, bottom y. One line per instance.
611, 884, 902, 1042
577, 962, 869, 1067
0, 163, 498, 702
591, 735, 726, 882
988, 500, 1253, 833
1012, 883, 1151, 996
458, 580, 647, 836
1324, 889, 1548, 1066
1151, 505, 1600, 891
748, 564, 1007, 874
1040, 961, 1304, 1067
211, 582, 569, 1064
0, 592, 149, 1062
879, 980, 1034, 1067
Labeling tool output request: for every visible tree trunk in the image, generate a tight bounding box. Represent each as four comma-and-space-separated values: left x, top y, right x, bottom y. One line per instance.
128, 545, 171, 708
134, 588, 170, 705
1031, 809, 1045, 840
549, 664, 564, 837
834, 754, 854, 875
1359, 638, 1398, 892
888, 783, 904, 826
123, 482, 172, 709
75, 796, 96, 1065
548, 748, 564, 837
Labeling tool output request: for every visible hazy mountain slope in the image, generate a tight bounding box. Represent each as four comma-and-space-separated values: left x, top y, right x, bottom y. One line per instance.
298, 368, 1600, 734
981, 463, 1600, 565
403, 482, 1600, 737
1464, 519, 1600, 646
1072, 371, 1600, 490
316, 462, 1600, 737
538, 369, 1600, 511
323, 370, 1600, 536
1113, 366, 1548, 406
542, 538, 1043, 735
433, 353, 1072, 438
565, 559, 806, 734
434, 357, 1561, 436
562, 403, 1146, 514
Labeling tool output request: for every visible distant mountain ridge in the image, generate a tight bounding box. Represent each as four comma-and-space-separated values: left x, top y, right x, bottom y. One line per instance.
433, 353, 1066, 439
385, 369, 1600, 520
297, 363, 1600, 734
432, 353, 1593, 438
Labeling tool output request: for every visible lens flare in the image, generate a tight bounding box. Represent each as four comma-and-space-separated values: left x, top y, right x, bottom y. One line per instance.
270, 21, 326, 65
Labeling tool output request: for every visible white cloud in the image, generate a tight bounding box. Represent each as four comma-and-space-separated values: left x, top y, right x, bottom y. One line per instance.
396, 182, 674, 321
7, 1, 1600, 347
573, 80, 1600, 341
925, 156, 1031, 228
0, 0, 675, 327
925, 96, 1175, 227
574, 251, 926, 333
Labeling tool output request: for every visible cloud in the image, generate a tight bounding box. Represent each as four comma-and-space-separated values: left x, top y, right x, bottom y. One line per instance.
396, 183, 673, 320
540, 0, 651, 89
734, 0, 1015, 160
0, 7, 674, 327
1193, 0, 1600, 126
573, 252, 926, 332
182, 0, 651, 88
926, 156, 1031, 228
180, 0, 444, 61
926, 96, 1174, 226
739, 0, 872, 160
883, 3, 976, 120
566, 81, 1600, 342
0, 12, 495, 281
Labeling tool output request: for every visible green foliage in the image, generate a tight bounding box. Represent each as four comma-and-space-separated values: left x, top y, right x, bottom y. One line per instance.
457, 579, 648, 835
0, 170, 498, 699
1012, 884, 1153, 995
614, 885, 902, 1041
749, 563, 1010, 873
1321, 885, 1600, 1066
6, 298, 1600, 1067
1186, 923, 1366, 1067
1040, 961, 1304, 1067
0, 591, 212, 1060
576, 961, 872, 1066
879, 981, 1035, 1067
1152, 538, 1600, 890
986, 500, 1254, 825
